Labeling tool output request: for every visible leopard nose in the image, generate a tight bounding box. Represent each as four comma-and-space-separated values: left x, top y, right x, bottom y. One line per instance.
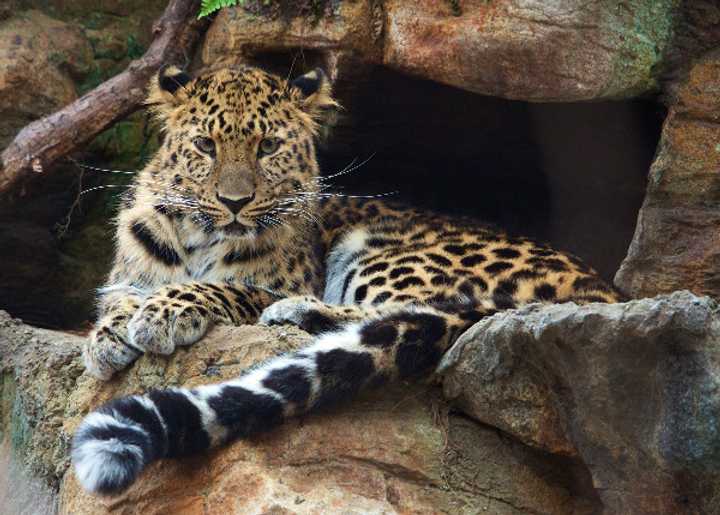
217, 193, 254, 214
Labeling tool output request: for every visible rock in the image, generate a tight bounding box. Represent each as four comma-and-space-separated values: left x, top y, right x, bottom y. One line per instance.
201, 1, 379, 82
1, 311, 598, 515
0, 10, 93, 149
5, 292, 720, 514
382, 0, 674, 101
439, 291, 720, 515
203, 0, 679, 102
615, 50, 720, 299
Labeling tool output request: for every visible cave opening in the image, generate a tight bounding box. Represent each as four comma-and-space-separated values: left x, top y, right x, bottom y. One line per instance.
0, 64, 664, 330
320, 66, 665, 282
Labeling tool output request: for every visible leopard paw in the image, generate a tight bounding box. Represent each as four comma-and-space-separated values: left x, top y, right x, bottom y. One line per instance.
259, 296, 340, 334
84, 324, 143, 380
128, 296, 211, 355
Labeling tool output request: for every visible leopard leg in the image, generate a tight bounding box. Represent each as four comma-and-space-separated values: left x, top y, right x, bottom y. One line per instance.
259, 295, 392, 334
128, 282, 278, 356
84, 289, 145, 380
72, 302, 492, 494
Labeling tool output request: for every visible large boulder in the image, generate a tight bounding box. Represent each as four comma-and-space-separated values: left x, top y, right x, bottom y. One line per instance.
0, 10, 93, 149
440, 291, 720, 514
202, 0, 679, 102
616, 50, 720, 299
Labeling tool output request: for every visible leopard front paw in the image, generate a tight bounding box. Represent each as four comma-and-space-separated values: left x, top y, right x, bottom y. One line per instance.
128, 296, 211, 355
259, 296, 339, 334
84, 323, 143, 380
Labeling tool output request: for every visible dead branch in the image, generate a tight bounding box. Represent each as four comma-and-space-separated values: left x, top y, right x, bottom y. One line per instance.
0, 0, 208, 194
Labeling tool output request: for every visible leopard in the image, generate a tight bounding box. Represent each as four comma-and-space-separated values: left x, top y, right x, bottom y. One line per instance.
71, 64, 622, 495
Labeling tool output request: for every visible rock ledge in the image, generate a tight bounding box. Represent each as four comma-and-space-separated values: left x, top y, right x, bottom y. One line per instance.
2, 291, 719, 514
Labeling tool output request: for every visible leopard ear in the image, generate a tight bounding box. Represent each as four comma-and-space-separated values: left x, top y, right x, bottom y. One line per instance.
289, 68, 337, 119
146, 65, 192, 108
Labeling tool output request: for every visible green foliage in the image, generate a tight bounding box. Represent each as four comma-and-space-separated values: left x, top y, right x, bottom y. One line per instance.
198, 0, 330, 19
126, 34, 145, 60
198, 0, 245, 18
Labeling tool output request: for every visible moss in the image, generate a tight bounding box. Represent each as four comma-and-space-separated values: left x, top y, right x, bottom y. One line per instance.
10, 390, 32, 456
126, 34, 145, 59
0, 372, 14, 443
0, 373, 32, 461
207, 0, 338, 21
76, 64, 105, 95
79, 19, 149, 94
601, 0, 678, 98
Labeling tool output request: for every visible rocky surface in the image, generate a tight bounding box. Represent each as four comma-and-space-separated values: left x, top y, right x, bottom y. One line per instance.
203, 0, 680, 102
0, 10, 92, 149
616, 50, 720, 299
3, 292, 720, 513
0, 310, 598, 515
440, 291, 720, 515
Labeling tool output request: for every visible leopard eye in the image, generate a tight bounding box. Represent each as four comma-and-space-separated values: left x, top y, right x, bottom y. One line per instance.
193, 137, 216, 156
258, 137, 281, 156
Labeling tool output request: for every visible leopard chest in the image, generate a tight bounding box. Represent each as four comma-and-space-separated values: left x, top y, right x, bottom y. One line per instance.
181, 240, 227, 282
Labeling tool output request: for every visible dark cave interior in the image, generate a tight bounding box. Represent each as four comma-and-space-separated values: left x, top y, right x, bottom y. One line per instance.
322, 66, 664, 282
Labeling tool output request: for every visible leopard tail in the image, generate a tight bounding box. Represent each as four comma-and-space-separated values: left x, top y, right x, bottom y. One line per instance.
71, 306, 477, 494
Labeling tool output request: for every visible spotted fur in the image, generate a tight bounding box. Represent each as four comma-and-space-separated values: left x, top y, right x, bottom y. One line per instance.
73, 65, 622, 495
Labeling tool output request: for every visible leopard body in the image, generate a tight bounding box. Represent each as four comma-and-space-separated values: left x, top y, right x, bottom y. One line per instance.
72, 65, 621, 495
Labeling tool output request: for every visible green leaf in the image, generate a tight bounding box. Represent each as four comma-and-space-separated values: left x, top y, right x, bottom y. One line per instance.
198, 0, 246, 18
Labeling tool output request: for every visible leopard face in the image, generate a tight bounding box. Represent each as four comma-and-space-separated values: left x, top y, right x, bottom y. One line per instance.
141, 66, 335, 239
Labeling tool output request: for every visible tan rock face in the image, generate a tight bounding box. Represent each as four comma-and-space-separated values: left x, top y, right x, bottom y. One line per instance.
0, 313, 597, 515
382, 0, 673, 101
203, 0, 675, 102
615, 51, 720, 298
0, 10, 93, 148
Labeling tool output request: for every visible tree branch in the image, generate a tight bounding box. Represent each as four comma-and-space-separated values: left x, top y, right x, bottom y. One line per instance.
0, 0, 208, 193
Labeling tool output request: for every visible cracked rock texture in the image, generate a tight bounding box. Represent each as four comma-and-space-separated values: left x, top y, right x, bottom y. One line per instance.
440, 291, 720, 515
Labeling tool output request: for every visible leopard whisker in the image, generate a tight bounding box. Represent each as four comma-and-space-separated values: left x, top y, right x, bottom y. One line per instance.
79, 184, 137, 196
69, 158, 138, 176
317, 153, 375, 183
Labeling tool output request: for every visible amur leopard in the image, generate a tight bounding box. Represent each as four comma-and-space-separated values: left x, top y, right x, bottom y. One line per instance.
72, 64, 621, 494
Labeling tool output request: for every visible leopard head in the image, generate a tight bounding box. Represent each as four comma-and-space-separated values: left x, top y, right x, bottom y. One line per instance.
139, 65, 336, 239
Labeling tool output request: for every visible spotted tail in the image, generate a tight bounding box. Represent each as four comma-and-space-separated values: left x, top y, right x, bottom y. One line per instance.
72, 307, 476, 495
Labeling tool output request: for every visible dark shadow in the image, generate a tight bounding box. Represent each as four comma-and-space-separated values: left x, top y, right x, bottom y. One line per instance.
320, 66, 664, 281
